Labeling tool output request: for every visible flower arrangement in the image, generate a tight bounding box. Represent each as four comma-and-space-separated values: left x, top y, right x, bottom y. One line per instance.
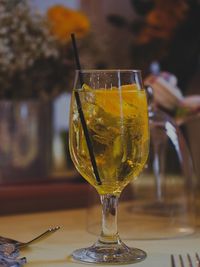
107, 0, 200, 124
47, 5, 90, 42
145, 71, 200, 125
0, 0, 90, 99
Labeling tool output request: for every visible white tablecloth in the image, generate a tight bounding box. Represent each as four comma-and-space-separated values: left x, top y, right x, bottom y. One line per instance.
0, 207, 199, 267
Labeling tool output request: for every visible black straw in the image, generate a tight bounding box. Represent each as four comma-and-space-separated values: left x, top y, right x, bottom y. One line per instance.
71, 33, 101, 185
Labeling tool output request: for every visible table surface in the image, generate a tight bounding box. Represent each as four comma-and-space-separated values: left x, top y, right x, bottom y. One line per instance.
0, 205, 200, 267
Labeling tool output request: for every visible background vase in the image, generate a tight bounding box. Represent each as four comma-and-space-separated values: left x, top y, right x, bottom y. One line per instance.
0, 100, 52, 183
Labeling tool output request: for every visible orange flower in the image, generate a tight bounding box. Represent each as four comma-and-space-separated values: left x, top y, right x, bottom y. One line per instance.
136, 0, 189, 44
47, 5, 90, 42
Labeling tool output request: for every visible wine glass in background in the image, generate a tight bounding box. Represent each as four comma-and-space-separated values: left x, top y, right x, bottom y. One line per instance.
121, 86, 196, 240
69, 69, 149, 264
85, 86, 195, 241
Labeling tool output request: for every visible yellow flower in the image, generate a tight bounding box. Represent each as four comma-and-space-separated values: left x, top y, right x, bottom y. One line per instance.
47, 5, 90, 42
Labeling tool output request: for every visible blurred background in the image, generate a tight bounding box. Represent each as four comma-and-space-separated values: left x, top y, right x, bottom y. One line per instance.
0, 0, 199, 215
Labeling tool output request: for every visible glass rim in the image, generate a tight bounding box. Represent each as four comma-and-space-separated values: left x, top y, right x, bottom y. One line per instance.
75, 69, 142, 73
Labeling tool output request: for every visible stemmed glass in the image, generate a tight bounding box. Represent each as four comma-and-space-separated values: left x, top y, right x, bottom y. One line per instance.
69, 69, 149, 264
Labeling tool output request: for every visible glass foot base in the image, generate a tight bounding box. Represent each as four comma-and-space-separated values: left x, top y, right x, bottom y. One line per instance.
72, 240, 147, 264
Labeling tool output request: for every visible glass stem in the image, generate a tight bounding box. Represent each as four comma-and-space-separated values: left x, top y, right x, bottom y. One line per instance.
153, 137, 167, 202
99, 194, 120, 244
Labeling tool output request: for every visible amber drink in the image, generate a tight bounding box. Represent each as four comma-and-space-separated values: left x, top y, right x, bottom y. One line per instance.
69, 70, 149, 264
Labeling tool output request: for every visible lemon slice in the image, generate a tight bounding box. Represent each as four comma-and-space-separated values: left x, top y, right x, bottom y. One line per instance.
94, 84, 147, 117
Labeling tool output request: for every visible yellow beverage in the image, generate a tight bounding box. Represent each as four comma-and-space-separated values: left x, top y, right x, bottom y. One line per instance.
69, 84, 149, 196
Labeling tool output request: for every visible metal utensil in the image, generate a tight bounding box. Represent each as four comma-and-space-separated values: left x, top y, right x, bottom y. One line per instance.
0, 226, 60, 249
171, 253, 200, 267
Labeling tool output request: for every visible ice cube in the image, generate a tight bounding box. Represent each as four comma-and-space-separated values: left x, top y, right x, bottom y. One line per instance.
82, 83, 92, 92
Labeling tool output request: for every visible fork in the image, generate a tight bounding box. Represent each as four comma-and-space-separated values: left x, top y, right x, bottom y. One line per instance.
0, 226, 60, 249
171, 253, 200, 267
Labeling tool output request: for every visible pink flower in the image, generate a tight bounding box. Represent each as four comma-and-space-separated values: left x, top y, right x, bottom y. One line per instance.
180, 95, 200, 112
145, 72, 200, 124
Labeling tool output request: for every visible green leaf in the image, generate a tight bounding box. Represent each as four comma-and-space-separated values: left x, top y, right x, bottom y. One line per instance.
107, 14, 128, 28
129, 20, 146, 35
130, 0, 154, 15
